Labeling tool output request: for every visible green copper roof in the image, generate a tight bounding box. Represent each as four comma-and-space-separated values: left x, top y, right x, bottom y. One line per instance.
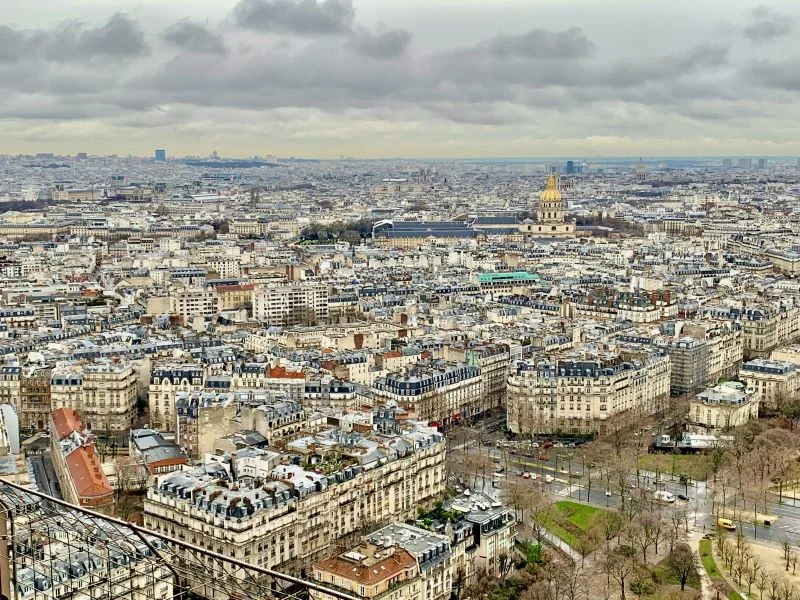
477, 271, 540, 282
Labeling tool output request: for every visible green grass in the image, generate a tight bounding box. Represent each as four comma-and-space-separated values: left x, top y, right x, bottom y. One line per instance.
554, 501, 601, 531
639, 453, 712, 481
537, 501, 608, 550
543, 520, 579, 549
699, 540, 721, 579
699, 539, 744, 600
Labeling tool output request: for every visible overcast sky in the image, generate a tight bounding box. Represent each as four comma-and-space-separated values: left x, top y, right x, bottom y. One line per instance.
3, 0, 800, 158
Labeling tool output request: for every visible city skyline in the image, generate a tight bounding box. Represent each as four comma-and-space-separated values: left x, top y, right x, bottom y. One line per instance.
2, 0, 800, 158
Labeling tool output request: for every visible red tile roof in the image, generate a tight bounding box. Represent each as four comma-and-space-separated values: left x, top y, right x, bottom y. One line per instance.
51, 408, 84, 440
65, 443, 114, 500
269, 365, 305, 379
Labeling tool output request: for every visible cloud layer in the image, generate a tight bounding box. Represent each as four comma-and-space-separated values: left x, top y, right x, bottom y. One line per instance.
1, 0, 800, 157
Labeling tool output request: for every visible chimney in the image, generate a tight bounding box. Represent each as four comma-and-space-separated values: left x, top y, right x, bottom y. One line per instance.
230, 452, 237, 482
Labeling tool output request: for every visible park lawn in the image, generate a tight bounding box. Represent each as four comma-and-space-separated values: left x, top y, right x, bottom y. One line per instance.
699, 539, 721, 579
639, 453, 712, 481
536, 501, 609, 550
554, 501, 602, 531
698, 539, 744, 600
544, 520, 579, 549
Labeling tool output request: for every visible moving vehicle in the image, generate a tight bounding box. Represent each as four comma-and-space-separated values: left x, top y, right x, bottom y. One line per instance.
654, 490, 675, 503
605, 490, 612, 497
717, 518, 736, 531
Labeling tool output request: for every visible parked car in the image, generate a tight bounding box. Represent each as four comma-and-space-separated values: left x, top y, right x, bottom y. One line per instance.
605, 490, 612, 497
522, 472, 532, 479
677, 493, 689, 501
545, 475, 554, 483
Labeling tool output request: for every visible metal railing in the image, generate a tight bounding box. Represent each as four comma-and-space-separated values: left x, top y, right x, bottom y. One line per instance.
0, 478, 362, 600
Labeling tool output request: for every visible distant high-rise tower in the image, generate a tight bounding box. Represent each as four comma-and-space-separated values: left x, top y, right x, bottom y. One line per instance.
738, 158, 752, 169
154, 149, 166, 161
757, 158, 767, 169
722, 158, 732, 169
565, 160, 575, 174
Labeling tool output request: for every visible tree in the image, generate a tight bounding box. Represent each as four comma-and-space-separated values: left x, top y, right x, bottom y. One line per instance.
756, 568, 770, 600
745, 562, 760, 597
601, 548, 637, 600
597, 511, 624, 550
627, 514, 659, 563
782, 536, 793, 572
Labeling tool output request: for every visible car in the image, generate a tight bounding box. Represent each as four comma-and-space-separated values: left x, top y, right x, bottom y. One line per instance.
605, 490, 612, 497
677, 493, 689, 501
542, 442, 554, 450
522, 472, 531, 479
496, 466, 505, 473
544, 475, 554, 483
530, 442, 540, 448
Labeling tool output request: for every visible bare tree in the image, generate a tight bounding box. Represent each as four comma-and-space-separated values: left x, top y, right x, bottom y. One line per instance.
745, 561, 760, 597
666, 543, 697, 591
601, 548, 637, 600
756, 568, 770, 600
628, 514, 659, 563
782, 536, 792, 572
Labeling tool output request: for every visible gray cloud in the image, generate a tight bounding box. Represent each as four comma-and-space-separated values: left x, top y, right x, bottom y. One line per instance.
488, 27, 595, 59
348, 27, 411, 59
3, 1, 800, 157
162, 20, 227, 55
232, 0, 355, 35
43, 13, 149, 61
0, 26, 27, 63
744, 6, 793, 43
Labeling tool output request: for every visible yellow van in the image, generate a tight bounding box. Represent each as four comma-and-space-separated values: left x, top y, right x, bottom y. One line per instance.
717, 518, 736, 531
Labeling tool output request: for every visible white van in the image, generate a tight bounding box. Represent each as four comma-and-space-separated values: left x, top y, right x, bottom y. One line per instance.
654, 490, 675, 503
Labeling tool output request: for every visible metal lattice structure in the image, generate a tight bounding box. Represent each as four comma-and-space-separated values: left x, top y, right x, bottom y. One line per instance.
0, 479, 361, 600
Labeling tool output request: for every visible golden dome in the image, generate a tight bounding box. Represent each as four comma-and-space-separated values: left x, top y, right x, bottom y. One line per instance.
539, 173, 562, 203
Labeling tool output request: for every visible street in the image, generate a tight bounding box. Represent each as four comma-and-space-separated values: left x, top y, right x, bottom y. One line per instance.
460, 441, 800, 548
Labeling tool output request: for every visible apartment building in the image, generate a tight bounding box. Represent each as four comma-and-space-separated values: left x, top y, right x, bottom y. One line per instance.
50, 408, 115, 513
311, 538, 421, 600
0, 364, 21, 413
372, 364, 483, 426
50, 360, 138, 432
680, 321, 743, 384
215, 283, 255, 311
315, 523, 452, 600
701, 304, 800, 360
231, 363, 306, 400
169, 288, 220, 322
305, 378, 361, 411
739, 358, 800, 408
148, 363, 205, 433
667, 337, 710, 396
507, 352, 671, 435
688, 382, 759, 433
143, 422, 446, 584
444, 490, 516, 579
19, 367, 51, 432
252, 282, 330, 326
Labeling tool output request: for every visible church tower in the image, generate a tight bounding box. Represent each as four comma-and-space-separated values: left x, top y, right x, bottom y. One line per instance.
537, 173, 564, 224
